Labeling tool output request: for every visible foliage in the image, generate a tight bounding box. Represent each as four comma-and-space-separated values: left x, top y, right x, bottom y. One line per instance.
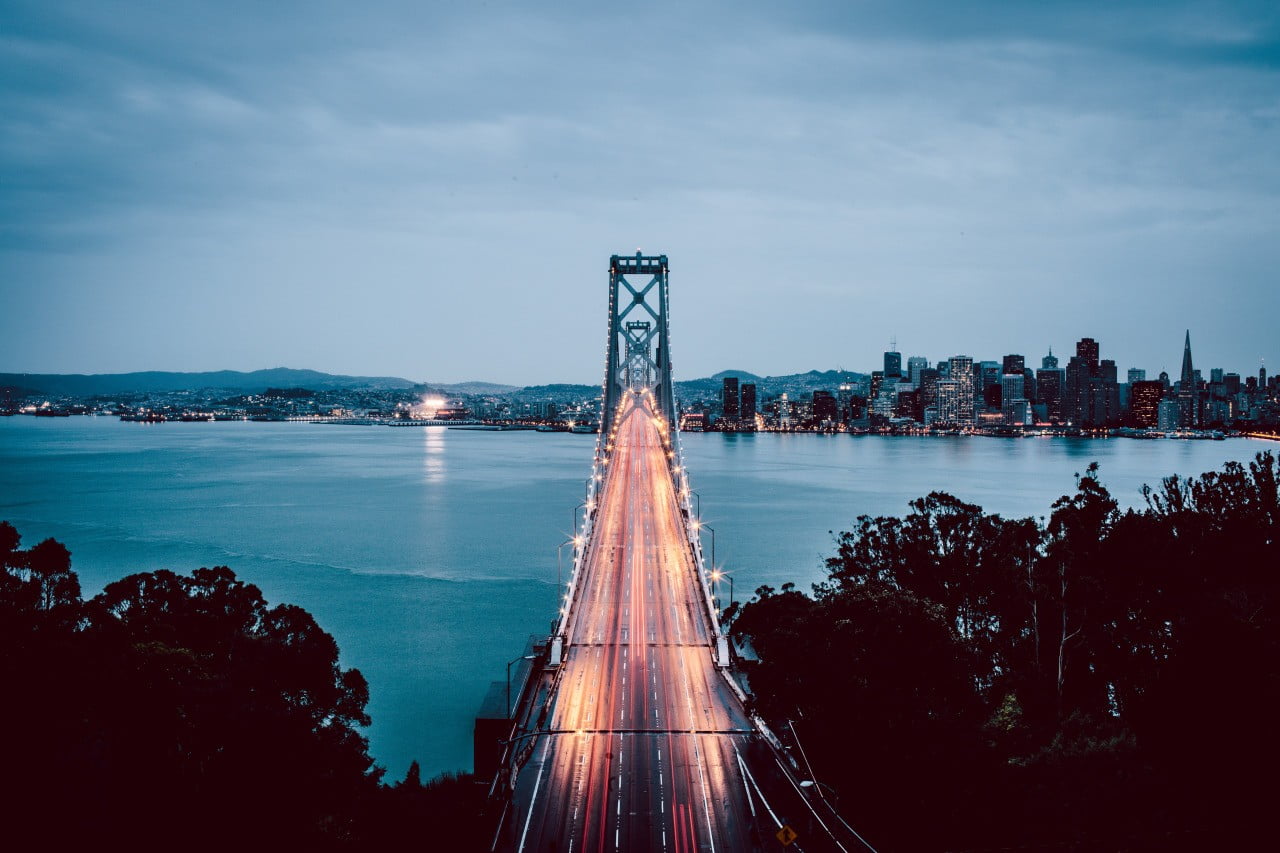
732, 451, 1280, 850
0, 524, 485, 850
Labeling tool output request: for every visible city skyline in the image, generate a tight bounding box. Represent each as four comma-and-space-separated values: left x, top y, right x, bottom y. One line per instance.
2, 326, 1268, 391
3, 1, 1278, 383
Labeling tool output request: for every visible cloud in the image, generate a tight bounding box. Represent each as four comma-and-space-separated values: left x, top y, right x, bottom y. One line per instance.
2, 1, 1278, 381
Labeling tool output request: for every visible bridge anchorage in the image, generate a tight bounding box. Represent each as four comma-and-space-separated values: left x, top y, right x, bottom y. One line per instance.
477, 252, 875, 853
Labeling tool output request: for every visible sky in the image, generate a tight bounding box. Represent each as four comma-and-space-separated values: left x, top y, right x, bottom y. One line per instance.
2, 0, 1278, 385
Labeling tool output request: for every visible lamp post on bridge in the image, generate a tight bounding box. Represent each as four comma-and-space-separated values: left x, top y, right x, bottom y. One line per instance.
557, 535, 584, 596
710, 569, 734, 616
692, 520, 715, 580
506, 654, 536, 720
684, 486, 701, 518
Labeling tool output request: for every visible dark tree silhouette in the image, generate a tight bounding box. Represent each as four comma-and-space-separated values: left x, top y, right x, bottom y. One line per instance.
0, 526, 485, 850
734, 452, 1280, 850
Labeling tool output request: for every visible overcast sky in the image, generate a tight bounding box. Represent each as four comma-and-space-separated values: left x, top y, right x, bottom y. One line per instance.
2, 1, 1277, 384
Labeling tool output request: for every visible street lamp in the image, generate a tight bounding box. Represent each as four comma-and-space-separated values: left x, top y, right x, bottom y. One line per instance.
506, 654, 537, 719
693, 521, 715, 570
710, 569, 734, 614
557, 536, 585, 592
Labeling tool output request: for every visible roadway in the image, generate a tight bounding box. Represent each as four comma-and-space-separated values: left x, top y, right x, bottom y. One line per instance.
505, 393, 765, 852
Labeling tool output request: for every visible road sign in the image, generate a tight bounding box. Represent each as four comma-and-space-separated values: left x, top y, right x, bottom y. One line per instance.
776, 824, 798, 846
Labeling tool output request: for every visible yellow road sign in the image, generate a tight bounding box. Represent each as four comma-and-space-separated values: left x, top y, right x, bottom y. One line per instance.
776, 824, 798, 846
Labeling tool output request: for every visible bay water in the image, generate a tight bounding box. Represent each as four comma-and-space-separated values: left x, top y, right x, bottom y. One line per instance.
1, 417, 1271, 779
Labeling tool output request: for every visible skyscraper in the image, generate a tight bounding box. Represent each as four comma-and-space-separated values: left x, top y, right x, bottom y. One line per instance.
1064, 337, 1119, 426
1177, 331, 1201, 427
1036, 367, 1064, 422
907, 356, 929, 388
947, 356, 975, 425
1002, 372, 1025, 404
1180, 330, 1195, 389
1128, 368, 1147, 384
884, 350, 902, 379
1042, 347, 1059, 370
936, 379, 960, 425
978, 362, 1001, 395
813, 390, 837, 424
1130, 380, 1164, 428
740, 383, 757, 423
1002, 354, 1025, 376
722, 377, 740, 421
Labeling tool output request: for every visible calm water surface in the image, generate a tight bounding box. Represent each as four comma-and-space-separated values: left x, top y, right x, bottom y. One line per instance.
1, 417, 1272, 778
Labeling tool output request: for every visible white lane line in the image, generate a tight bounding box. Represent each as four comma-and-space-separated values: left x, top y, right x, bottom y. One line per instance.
516, 737, 552, 853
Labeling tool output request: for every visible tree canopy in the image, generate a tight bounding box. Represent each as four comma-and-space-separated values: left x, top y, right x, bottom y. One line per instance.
733, 451, 1280, 850
0, 525, 485, 849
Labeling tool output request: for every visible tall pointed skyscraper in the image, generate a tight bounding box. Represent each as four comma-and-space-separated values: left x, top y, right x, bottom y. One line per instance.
1180, 330, 1195, 388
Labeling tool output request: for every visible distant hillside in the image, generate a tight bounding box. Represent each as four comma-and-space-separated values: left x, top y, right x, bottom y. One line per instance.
424, 381, 521, 395
1, 368, 417, 397
709, 369, 765, 383
676, 368, 866, 398
513, 383, 599, 401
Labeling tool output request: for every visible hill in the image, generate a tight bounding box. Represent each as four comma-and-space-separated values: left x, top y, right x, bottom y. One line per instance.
1, 368, 418, 396
676, 368, 866, 399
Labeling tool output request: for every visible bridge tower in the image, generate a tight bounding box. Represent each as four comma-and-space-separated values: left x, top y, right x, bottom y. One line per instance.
601, 252, 676, 436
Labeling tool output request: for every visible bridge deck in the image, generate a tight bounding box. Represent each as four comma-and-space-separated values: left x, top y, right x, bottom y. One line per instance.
508, 395, 759, 853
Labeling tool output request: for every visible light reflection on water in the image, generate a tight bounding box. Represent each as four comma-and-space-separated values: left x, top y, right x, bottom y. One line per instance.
422, 426, 446, 483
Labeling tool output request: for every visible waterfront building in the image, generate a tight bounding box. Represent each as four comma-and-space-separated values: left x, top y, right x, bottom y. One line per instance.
1158, 398, 1181, 430
741, 383, 757, 424
936, 379, 961, 425
813, 390, 838, 425
1002, 373, 1025, 406
947, 356, 975, 425
1036, 364, 1065, 423
918, 369, 940, 415
722, 377, 740, 421
1002, 398, 1032, 427
837, 383, 853, 422
1130, 380, 1164, 428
